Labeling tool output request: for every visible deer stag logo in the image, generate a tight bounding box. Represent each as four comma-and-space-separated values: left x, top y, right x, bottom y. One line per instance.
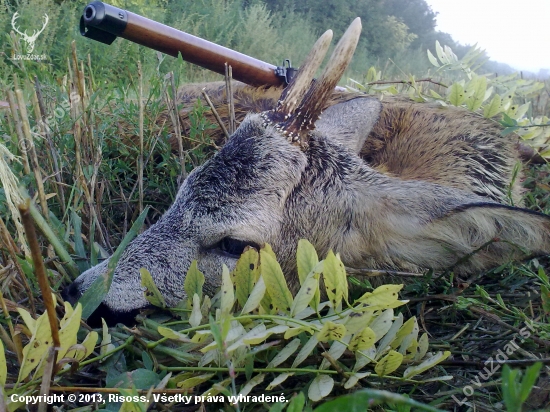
11, 12, 49, 54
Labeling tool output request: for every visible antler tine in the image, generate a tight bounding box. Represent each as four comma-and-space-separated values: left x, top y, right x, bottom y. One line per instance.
11, 12, 26, 37
275, 29, 333, 117
295, 18, 362, 128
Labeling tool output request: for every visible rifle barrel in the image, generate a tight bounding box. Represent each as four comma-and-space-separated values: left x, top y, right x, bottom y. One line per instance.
81, 1, 285, 87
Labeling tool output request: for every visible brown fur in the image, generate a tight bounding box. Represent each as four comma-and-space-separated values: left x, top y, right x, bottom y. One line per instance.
172, 82, 522, 204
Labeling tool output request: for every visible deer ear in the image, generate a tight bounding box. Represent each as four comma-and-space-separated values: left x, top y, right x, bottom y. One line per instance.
397, 203, 550, 273
315, 97, 382, 153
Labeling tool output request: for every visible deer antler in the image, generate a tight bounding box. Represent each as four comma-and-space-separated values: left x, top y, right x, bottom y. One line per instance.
263, 18, 362, 145
31, 14, 49, 40
11, 12, 27, 38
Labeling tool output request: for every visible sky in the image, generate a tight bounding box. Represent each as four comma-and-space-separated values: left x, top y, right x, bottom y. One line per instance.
424, 0, 550, 73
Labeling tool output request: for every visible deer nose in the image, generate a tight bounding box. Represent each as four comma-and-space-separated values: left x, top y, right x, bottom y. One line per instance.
61, 282, 81, 306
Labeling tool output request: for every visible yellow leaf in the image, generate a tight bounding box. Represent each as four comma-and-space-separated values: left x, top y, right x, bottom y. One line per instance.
390, 317, 417, 350
284, 326, 314, 339
317, 321, 346, 342
140, 268, 166, 308
483, 94, 502, 118
349, 327, 376, 351
358, 284, 403, 306
260, 249, 293, 314
57, 303, 82, 359
322, 250, 348, 308
375, 350, 403, 377
76, 330, 99, 361
220, 265, 235, 315
17, 308, 36, 333
232, 248, 259, 307
100, 319, 115, 359
17, 312, 52, 382
157, 326, 191, 342
344, 311, 375, 335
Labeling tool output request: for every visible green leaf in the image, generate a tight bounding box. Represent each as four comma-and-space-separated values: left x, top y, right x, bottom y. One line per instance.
260, 249, 293, 314
292, 335, 319, 368
140, 268, 166, 308
241, 276, 266, 314
267, 373, 294, 390
291, 267, 320, 316
297, 239, 319, 285
177, 373, 215, 390
232, 248, 259, 307
369, 309, 395, 342
375, 350, 403, 377
308, 375, 334, 402
403, 351, 450, 378
448, 82, 465, 106
435, 41, 448, 64
287, 392, 305, 412
0, 339, 6, 387
483, 94, 502, 118
189, 293, 202, 327
238, 373, 265, 397
465, 76, 487, 111
427, 49, 439, 67
519, 362, 542, 403
268, 338, 301, 368
80, 206, 150, 319
184, 260, 205, 304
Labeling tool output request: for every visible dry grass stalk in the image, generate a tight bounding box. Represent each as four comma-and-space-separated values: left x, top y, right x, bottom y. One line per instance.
138, 60, 144, 217
0, 215, 35, 316
0, 144, 30, 256
6, 90, 30, 175
34, 77, 66, 216
38, 347, 56, 412
167, 72, 186, 179
201, 88, 230, 142
18, 200, 60, 372
225, 63, 236, 135
14, 80, 49, 220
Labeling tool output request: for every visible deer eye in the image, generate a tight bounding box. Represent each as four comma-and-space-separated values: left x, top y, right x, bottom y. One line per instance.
215, 237, 259, 258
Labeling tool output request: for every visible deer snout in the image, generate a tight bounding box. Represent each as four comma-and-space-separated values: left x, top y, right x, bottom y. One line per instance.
61, 281, 81, 306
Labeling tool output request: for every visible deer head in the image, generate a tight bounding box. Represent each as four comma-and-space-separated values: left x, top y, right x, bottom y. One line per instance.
63, 18, 550, 324
11, 12, 49, 54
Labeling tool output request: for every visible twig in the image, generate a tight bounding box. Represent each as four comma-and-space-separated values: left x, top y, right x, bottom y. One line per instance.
138, 60, 144, 219
168, 72, 186, 179
225, 63, 236, 135
19, 199, 60, 376
201, 88, 230, 141
468, 306, 550, 348
367, 78, 448, 88
345, 266, 425, 277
